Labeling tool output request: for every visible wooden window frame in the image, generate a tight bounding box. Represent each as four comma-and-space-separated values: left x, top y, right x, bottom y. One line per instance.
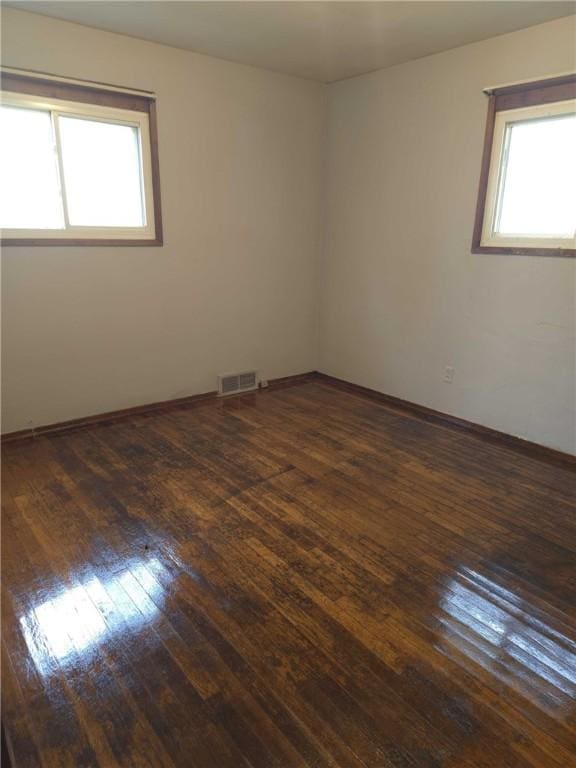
471, 74, 576, 258
1, 73, 163, 246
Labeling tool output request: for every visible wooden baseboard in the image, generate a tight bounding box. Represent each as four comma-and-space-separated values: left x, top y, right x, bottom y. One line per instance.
265, 372, 317, 390
3, 370, 573, 469
1, 372, 316, 444
314, 372, 576, 469
2, 722, 13, 768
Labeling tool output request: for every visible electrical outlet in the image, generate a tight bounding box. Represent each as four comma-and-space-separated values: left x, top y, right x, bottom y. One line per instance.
443, 366, 455, 383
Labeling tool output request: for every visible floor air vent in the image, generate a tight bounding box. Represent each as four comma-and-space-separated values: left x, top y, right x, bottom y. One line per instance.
218, 370, 258, 396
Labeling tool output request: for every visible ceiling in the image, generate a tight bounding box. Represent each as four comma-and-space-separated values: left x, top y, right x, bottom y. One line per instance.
6, 1, 576, 83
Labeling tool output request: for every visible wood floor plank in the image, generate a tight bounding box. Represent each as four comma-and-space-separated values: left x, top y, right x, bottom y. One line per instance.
2, 381, 575, 767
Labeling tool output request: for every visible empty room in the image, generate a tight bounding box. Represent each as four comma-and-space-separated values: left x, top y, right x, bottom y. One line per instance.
1, 1, 575, 766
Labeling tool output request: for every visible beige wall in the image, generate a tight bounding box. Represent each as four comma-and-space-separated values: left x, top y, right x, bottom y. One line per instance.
2, 10, 575, 454
1, 8, 325, 433
320, 15, 576, 454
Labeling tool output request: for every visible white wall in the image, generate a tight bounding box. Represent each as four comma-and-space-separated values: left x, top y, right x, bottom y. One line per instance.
320, 15, 576, 454
2, 10, 575, 454
1, 8, 325, 433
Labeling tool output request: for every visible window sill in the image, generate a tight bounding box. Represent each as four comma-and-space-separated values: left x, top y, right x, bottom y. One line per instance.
1, 236, 163, 247
471, 244, 576, 257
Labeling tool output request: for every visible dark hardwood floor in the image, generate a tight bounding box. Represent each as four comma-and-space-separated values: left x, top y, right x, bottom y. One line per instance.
2, 380, 575, 768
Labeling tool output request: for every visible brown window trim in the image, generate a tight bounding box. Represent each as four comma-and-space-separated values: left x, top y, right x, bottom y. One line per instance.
471, 74, 576, 258
0, 73, 163, 247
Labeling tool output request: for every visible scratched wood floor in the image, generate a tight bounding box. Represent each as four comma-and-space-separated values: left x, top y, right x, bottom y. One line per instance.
2, 381, 576, 768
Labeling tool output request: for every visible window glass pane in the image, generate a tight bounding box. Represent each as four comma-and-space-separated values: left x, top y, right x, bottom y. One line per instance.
0, 105, 64, 229
495, 113, 576, 238
59, 116, 145, 227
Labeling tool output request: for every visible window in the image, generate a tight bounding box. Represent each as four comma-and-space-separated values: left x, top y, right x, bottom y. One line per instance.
472, 75, 576, 256
0, 72, 162, 245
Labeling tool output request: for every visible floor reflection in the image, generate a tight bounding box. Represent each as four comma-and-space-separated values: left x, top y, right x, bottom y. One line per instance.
438, 567, 576, 711
20, 556, 165, 676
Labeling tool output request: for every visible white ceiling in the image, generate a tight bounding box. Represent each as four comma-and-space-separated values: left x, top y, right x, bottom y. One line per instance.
7, 1, 576, 83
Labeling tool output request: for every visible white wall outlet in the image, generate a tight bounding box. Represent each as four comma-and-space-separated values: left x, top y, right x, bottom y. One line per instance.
443, 366, 455, 383
259, 379, 269, 389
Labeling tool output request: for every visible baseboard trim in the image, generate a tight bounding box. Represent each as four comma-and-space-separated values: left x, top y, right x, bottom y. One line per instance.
3, 370, 573, 468
1, 372, 316, 444
2, 722, 13, 768
314, 372, 576, 469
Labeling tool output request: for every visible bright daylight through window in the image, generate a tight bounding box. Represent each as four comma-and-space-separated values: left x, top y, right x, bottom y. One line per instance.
0, 73, 162, 244
473, 75, 575, 255
494, 111, 575, 238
